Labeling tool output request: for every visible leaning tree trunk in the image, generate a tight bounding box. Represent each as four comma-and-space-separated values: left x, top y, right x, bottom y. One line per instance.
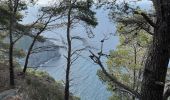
23, 35, 38, 73
141, 0, 170, 100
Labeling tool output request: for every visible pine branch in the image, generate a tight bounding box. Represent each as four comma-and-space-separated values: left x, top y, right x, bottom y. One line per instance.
134, 11, 156, 28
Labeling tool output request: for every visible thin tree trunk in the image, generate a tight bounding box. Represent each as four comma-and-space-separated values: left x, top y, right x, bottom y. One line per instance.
8, 0, 20, 87
8, 0, 14, 87
132, 45, 137, 100
9, 16, 14, 86
65, 1, 72, 100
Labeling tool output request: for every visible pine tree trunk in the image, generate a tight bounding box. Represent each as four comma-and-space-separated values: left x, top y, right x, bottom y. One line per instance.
141, 0, 170, 99
141, 34, 169, 100
9, 30, 14, 86
9, 0, 14, 86
65, 1, 72, 100
132, 46, 137, 100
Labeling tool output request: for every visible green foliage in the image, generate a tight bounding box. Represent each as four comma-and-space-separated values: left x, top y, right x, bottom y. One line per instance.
42, 0, 98, 28
0, 1, 27, 25
36, 35, 46, 42
0, 2, 10, 25
109, 92, 129, 100
0, 41, 26, 58
27, 69, 54, 81
33, 23, 45, 30
41, 5, 65, 16
117, 22, 152, 47
73, 0, 98, 27
13, 49, 26, 58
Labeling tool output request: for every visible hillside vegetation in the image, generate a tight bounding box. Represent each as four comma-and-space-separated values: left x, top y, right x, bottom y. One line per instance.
0, 62, 79, 100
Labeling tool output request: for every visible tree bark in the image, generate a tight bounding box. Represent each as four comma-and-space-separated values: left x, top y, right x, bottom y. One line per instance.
141, 0, 170, 99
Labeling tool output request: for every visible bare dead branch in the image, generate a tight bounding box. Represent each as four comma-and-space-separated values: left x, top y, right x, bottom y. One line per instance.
71, 47, 86, 56
71, 51, 82, 65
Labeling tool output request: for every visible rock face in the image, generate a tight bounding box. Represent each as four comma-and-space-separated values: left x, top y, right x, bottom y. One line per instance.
0, 89, 20, 100
15, 36, 61, 67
